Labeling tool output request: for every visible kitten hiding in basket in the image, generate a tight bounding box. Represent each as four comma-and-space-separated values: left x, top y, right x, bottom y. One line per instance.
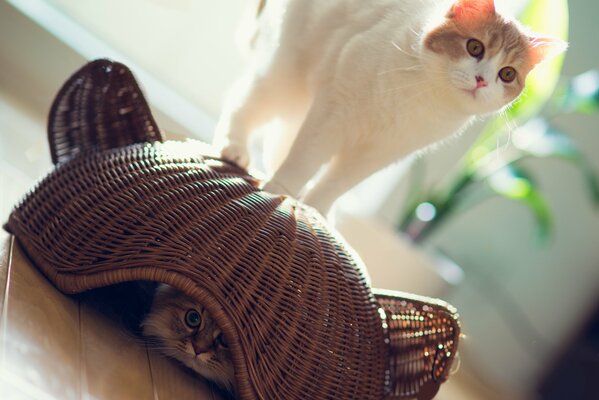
214, 0, 566, 215
142, 284, 236, 396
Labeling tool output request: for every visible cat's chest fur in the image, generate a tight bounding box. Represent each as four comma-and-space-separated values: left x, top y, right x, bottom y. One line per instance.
266, 0, 469, 152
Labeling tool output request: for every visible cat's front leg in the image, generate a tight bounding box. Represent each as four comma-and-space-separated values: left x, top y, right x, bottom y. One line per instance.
263, 94, 342, 198
302, 144, 399, 216
214, 72, 278, 169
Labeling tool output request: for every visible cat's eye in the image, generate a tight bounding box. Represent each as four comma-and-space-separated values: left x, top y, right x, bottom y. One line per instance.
216, 333, 228, 348
466, 39, 484, 58
185, 309, 202, 328
498, 66, 517, 83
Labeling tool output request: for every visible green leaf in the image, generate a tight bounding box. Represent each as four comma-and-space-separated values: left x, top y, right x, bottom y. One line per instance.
560, 70, 599, 114
465, 0, 569, 169
487, 165, 552, 241
512, 118, 577, 158
512, 118, 599, 205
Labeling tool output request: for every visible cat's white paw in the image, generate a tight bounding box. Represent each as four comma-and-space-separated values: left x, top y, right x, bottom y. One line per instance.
219, 141, 250, 169
262, 179, 293, 196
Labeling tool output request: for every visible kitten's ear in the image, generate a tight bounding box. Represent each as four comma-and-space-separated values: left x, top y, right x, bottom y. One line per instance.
448, 0, 495, 19
527, 34, 568, 66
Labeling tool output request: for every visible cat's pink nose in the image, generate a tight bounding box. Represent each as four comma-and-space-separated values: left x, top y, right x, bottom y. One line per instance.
475, 75, 487, 88
193, 343, 211, 355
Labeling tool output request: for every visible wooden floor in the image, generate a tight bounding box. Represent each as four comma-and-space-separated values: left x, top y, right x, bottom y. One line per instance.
0, 231, 223, 400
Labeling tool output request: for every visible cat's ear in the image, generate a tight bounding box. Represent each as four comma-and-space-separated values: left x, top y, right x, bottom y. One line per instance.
448, 0, 495, 20
527, 34, 568, 66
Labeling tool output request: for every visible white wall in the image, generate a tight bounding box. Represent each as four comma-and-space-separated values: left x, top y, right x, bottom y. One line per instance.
48, 0, 248, 119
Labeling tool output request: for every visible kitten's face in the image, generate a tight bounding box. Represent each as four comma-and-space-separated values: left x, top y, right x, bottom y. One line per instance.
142, 285, 235, 393
422, 0, 566, 115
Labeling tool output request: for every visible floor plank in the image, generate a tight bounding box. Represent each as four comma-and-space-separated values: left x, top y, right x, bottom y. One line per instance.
148, 349, 223, 400
79, 301, 156, 400
0, 242, 81, 400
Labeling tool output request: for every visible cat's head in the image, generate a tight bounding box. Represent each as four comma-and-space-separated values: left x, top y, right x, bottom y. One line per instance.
141, 284, 235, 393
422, 0, 567, 115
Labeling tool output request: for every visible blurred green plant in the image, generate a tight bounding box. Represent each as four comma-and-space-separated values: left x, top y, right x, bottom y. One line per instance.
398, 0, 599, 243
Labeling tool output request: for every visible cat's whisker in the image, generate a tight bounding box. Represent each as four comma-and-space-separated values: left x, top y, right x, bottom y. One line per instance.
390, 40, 418, 58
375, 55, 447, 79
377, 64, 424, 75
387, 87, 442, 110
409, 28, 422, 38
375, 77, 435, 94
124, 333, 154, 346
144, 340, 176, 349
147, 346, 177, 352
142, 340, 169, 349
496, 108, 519, 153
376, 82, 442, 96
376, 80, 425, 91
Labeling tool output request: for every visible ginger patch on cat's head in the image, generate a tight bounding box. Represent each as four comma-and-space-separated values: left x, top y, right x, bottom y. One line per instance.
422, 0, 566, 114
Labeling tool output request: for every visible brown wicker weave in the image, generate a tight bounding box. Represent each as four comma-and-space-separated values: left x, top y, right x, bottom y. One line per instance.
4, 60, 460, 400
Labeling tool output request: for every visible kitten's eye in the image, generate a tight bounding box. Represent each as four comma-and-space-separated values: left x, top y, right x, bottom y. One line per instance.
185, 309, 202, 328
216, 333, 228, 348
499, 66, 517, 83
466, 39, 485, 58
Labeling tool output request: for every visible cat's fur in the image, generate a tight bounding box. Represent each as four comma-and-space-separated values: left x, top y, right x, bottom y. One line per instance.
214, 0, 566, 215
141, 285, 235, 395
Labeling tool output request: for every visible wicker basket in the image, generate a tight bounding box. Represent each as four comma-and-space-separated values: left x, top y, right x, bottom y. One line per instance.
4, 60, 460, 400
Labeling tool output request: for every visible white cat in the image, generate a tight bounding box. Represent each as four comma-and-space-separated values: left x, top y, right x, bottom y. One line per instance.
214, 0, 566, 215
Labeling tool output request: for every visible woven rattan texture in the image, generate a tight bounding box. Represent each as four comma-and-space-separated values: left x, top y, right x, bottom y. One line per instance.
375, 290, 460, 399
48, 59, 163, 164
5, 60, 460, 400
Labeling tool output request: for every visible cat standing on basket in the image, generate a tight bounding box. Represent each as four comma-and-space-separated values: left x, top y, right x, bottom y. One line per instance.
214, 0, 566, 215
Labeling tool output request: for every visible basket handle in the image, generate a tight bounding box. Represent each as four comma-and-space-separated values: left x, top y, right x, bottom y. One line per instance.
47, 59, 163, 164
374, 289, 461, 400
